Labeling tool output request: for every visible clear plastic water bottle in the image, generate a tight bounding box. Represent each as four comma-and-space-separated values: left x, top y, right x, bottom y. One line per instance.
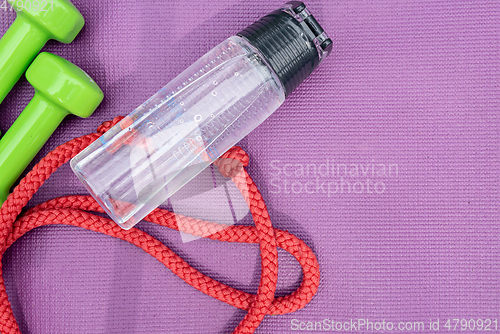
71, 1, 332, 229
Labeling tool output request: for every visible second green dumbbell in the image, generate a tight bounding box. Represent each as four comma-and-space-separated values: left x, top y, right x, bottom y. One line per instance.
0, 52, 103, 205
0, 0, 84, 104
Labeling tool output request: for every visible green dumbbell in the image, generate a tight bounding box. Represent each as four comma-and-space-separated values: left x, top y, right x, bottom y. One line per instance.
0, 52, 103, 205
0, 0, 84, 104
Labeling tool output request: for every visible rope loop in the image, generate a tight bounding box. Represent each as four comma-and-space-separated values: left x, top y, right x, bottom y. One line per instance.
214, 147, 250, 178
0, 119, 320, 334
96, 116, 125, 134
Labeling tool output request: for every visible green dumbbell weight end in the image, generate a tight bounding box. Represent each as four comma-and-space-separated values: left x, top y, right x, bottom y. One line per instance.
0, 0, 84, 104
0, 52, 103, 205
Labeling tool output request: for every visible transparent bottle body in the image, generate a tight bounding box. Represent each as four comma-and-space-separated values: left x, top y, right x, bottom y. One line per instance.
71, 36, 285, 229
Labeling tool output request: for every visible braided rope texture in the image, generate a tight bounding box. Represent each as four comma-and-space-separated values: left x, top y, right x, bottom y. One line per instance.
0, 118, 320, 334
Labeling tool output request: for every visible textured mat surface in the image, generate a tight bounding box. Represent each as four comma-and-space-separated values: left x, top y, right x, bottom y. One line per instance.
1, 1, 499, 333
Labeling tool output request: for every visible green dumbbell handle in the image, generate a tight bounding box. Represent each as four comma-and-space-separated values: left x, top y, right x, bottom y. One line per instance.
0, 93, 66, 203
0, 18, 48, 104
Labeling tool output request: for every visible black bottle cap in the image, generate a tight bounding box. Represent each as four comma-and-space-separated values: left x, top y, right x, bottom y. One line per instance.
238, 2, 332, 97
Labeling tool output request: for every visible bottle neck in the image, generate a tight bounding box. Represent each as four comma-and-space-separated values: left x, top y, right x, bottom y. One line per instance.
237, 5, 331, 97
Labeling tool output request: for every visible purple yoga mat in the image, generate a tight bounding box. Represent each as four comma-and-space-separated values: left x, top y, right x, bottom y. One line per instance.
0, 1, 499, 333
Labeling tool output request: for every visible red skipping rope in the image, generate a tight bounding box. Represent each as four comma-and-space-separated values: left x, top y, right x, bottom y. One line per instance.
0, 117, 320, 334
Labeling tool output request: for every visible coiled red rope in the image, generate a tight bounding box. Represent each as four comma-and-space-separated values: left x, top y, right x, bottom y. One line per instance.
0, 117, 320, 334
